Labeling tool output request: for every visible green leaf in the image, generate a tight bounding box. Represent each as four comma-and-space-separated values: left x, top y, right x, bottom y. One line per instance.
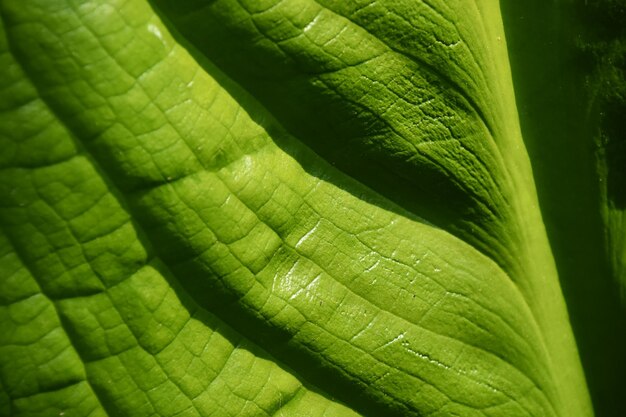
0, 0, 619, 416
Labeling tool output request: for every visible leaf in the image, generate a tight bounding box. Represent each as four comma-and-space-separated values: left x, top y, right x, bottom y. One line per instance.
0, 12, 360, 417
0, 0, 603, 416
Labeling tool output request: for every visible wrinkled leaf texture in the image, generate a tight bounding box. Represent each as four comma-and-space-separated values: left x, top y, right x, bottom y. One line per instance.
0, 1, 614, 417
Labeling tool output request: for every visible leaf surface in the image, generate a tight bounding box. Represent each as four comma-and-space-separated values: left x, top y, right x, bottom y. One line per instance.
0, 1, 594, 416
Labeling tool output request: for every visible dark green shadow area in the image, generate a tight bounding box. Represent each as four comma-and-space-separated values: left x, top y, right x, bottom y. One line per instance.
500, 1, 626, 416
